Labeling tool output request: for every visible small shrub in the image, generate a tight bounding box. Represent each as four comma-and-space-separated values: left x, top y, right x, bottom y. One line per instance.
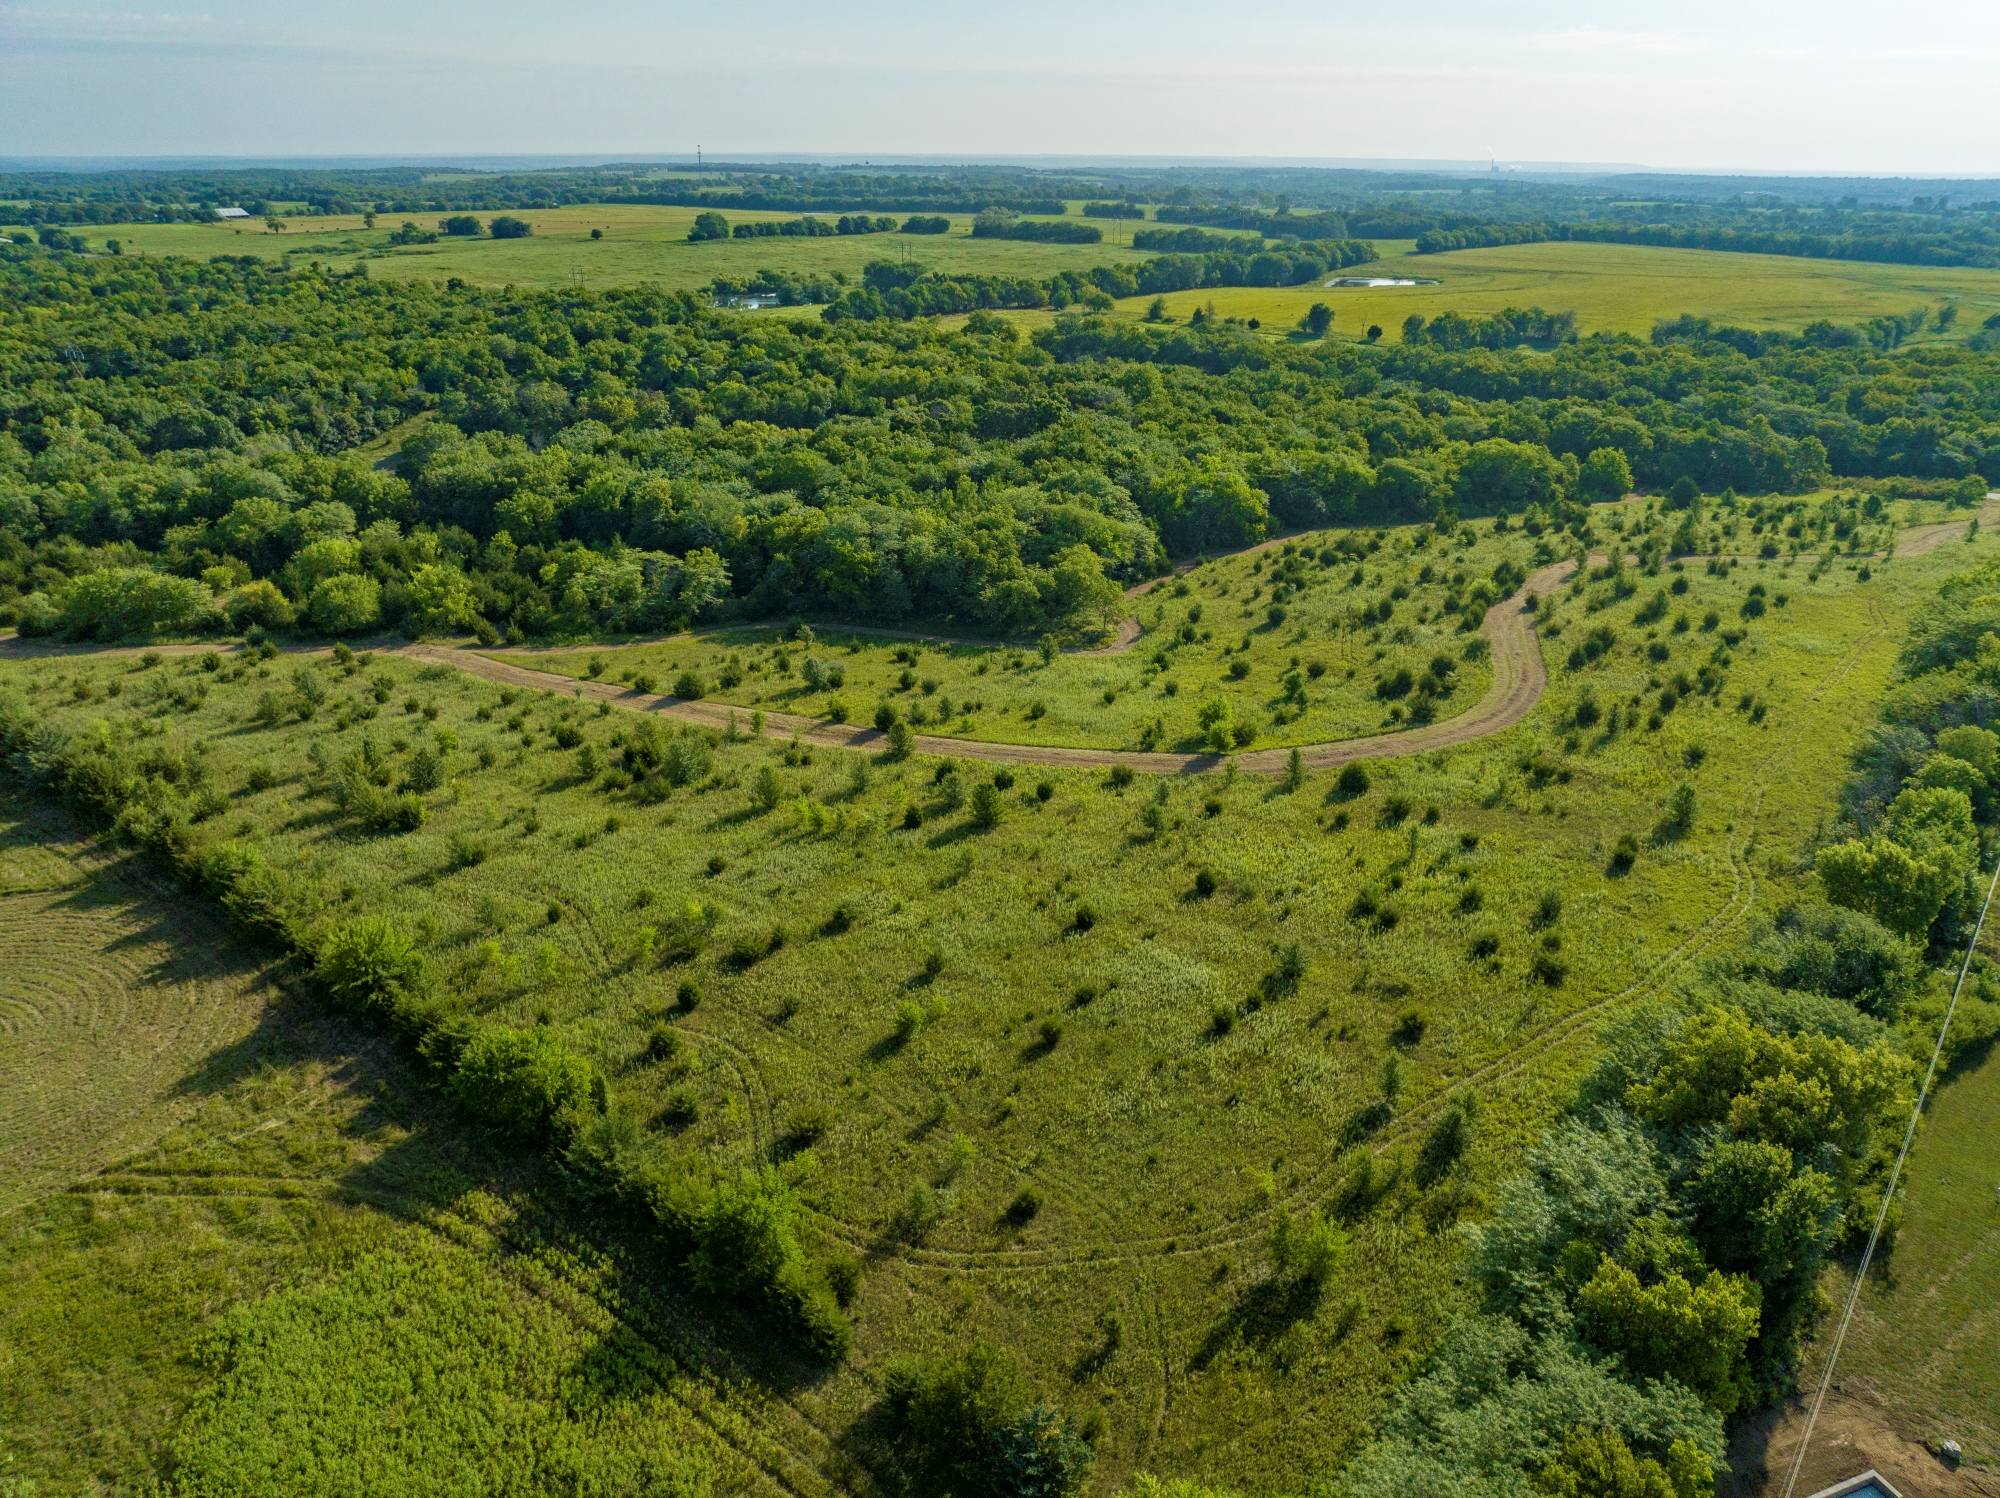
1337, 763, 1370, 796
752, 763, 784, 812
1392, 1007, 1429, 1046
1036, 780, 1054, 802
1070, 902, 1097, 933
452, 1027, 597, 1140
676, 978, 702, 1010
1108, 764, 1134, 788
1532, 890, 1563, 929
825, 1254, 862, 1308
785, 1102, 836, 1147
244, 763, 277, 793
673, 671, 705, 700
1608, 833, 1639, 876
1005, 1187, 1043, 1225
1210, 1003, 1236, 1036
1193, 869, 1217, 898
645, 1023, 683, 1063
447, 832, 490, 869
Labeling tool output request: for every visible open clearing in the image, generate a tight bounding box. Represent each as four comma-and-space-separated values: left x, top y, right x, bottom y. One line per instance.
1811, 1028, 2000, 1466
0, 505, 1983, 1493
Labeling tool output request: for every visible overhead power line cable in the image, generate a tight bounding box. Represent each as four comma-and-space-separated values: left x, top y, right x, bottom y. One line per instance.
1779, 853, 2000, 1498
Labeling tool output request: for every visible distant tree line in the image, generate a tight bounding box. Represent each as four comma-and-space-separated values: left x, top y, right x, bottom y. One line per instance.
688, 212, 956, 244
1402, 308, 1579, 350
1417, 216, 2000, 269
1081, 201, 1146, 219
970, 210, 1102, 244
733, 217, 837, 239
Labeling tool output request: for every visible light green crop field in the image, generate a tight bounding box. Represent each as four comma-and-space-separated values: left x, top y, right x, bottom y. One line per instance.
88, 203, 1156, 293
485, 493, 1923, 755
1, 509, 1983, 1495
1119, 239, 2000, 343
1818, 1031, 2000, 1462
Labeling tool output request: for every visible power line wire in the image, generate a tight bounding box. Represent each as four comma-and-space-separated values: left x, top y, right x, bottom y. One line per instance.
1779, 854, 2000, 1498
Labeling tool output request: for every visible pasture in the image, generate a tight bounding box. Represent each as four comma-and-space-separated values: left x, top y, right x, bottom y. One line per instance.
0, 506, 1979, 1495
1118, 239, 2000, 343
66, 205, 2000, 339
89, 204, 1156, 294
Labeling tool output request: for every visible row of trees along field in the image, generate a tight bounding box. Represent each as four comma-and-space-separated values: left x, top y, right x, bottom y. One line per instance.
1, 244, 1997, 645
813, 239, 1380, 321
1416, 213, 2000, 270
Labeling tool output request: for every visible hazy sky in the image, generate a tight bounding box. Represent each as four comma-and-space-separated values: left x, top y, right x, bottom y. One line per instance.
4, 0, 1998, 173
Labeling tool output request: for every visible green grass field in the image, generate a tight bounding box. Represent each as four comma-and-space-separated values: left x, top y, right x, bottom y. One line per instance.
1, 505, 1983, 1495
62, 205, 2000, 338
1118, 239, 2000, 344
1819, 1030, 2000, 1462
0, 785, 837, 1496
90, 204, 1157, 294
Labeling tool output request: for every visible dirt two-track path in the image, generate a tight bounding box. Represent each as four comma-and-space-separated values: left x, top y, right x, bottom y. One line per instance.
403, 553, 1578, 776
8, 496, 1994, 777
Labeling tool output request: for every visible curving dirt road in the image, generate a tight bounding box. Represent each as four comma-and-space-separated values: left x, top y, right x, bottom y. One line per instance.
8, 494, 1992, 778
401, 555, 1579, 776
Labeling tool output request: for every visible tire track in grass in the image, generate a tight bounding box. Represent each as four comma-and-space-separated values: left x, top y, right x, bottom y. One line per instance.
827, 592, 1894, 1276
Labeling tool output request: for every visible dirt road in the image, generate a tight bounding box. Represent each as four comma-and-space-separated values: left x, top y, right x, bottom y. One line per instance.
8, 493, 1991, 778
395, 555, 1579, 775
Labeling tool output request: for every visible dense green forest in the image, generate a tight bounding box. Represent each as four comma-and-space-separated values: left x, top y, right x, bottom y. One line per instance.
1, 242, 1996, 645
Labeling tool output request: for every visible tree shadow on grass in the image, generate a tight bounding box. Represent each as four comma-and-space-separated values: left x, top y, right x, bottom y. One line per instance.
1186, 1273, 1325, 1373
31, 792, 856, 1442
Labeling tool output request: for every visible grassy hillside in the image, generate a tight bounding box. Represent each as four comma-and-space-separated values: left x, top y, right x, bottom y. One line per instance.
1115, 240, 2000, 344
0, 512, 1978, 1495
489, 491, 1925, 755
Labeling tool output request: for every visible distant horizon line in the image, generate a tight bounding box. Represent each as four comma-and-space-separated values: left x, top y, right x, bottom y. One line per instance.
3, 153, 1999, 184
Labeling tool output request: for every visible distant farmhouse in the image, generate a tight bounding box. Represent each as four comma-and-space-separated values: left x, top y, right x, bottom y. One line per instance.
212, 207, 249, 221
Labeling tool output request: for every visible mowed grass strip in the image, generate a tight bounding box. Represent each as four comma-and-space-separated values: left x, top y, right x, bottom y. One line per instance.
1820, 1032, 2000, 1460
0, 810, 835, 1496
0, 788, 272, 1214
